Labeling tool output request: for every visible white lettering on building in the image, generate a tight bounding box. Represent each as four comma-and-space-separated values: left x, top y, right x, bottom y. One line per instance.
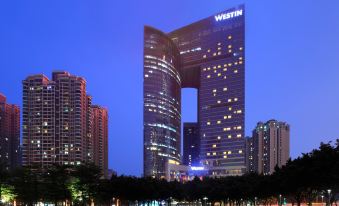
215, 9, 243, 22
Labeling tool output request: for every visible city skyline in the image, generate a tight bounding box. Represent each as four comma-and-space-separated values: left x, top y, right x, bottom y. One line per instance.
1, 0, 339, 176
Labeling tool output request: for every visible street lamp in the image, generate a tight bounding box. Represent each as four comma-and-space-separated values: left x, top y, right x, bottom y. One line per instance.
279, 194, 282, 206
321, 195, 324, 204
327, 189, 332, 206
254, 197, 257, 206
203, 197, 208, 206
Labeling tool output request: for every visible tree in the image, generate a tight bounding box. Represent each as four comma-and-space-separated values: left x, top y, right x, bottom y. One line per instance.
70, 163, 101, 205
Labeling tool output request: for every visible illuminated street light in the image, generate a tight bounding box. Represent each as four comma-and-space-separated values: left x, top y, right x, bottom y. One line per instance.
203, 197, 208, 206
327, 189, 331, 206
321, 195, 324, 204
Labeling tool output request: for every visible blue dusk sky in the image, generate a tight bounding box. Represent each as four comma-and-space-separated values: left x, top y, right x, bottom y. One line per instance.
1, 0, 339, 176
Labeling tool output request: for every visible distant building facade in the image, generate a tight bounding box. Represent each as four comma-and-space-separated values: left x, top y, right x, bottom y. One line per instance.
144, 5, 245, 178
246, 120, 290, 175
183, 123, 200, 166
91, 105, 108, 178
0, 93, 20, 169
22, 71, 108, 174
244, 136, 254, 173
22, 72, 89, 168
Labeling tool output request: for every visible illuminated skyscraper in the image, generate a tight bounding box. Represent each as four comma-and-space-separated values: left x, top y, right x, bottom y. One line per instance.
144, 5, 245, 178
22, 71, 90, 168
248, 120, 290, 175
183, 123, 200, 166
91, 105, 108, 178
0, 93, 20, 169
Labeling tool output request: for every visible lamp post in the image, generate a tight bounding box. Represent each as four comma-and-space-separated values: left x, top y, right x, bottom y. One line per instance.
327, 189, 331, 206
203, 197, 208, 206
278, 195, 282, 206
254, 197, 257, 206
321, 195, 324, 205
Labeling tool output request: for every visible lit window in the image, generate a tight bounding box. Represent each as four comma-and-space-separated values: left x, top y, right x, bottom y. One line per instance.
223, 156, 227, 159
223, 87, 228, 91
239, 47, 243, 51
228, 99, 232, 102
234, 98, 238, 101
218, 65, 221, 68
207, 121, 211, 125
213, 53, 216, 56
237, 110, 242, 114
228, 49, 232, 53
217, 136, 221, 140
207, 153, 210, 156
212, 144, 217, 148
228, 35, 232, 39
228, 135, 232, 139
223, 76, 227, 79
217, 100, 221, 104
217, 120, 221, 124
203, 55, 207, 58
234, 70, 238, 73
207, 75, 211, 78
208, 49, 211, 52
218, 51, 222, 55
218, 42, 221, 46
212, 89, 217, 93
228, 45, 232, 49
218, 73, 221, 76
239, 150, 243, 154
228, 151, 232, 154
213, 152, 216, 156
145, 74, 149, 78
218, 47, 221, 50
229, 107, 232, 111
237, 134, 242, 138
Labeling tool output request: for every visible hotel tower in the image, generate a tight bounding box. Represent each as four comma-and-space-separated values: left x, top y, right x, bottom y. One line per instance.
144, 5, 245, 178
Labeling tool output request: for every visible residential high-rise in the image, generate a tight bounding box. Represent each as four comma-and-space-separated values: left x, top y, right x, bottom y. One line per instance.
22, 71, 90, 168
0, 93, 20, 169
247, 120, 290, 175
144, 5, 245, 178
91, 105, 108, 177
244, 136, 254, 173
183, 123, 200, 166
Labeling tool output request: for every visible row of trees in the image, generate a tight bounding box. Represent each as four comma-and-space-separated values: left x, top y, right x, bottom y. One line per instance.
0, 140, 339, 206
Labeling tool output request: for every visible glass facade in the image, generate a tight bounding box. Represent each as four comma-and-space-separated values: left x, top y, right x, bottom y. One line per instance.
143, 26, 182, 178
144, 5, 245, 178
